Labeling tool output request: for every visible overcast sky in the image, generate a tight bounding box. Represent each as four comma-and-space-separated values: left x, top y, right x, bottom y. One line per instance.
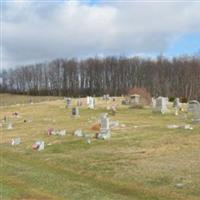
1, 0, 200, 69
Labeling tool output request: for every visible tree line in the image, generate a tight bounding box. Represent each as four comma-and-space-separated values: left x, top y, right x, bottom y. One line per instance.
1, 56, 200, 100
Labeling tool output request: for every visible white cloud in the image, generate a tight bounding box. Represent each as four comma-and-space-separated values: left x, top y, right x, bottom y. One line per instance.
2, 1, 200, 69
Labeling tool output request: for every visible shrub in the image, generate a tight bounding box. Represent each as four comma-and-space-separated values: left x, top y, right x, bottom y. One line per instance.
169, 97, 175, 102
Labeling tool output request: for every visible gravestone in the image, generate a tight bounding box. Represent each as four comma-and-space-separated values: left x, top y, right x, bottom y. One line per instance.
71, 107, 80, 117
173, 98, 181, 108
77, 98, 82, 106
188, 100, 200, 123
88, 96, 95, 109
110, 105, 117, 116
11, 138, 21, 146
74, 129, 83, 137
7, 122, 13, 130
59, 130, 66, 136
86, 137, 91, 144
103, 94, 110, 101
33, 141, 45, 151
65, 98, 72, 108
188, 100, 200, 113
98, 113, 111, 139
173, 98, 181, 115
152, 97, 156, 109
86, 96, 90, 105
153, 97, 168, 114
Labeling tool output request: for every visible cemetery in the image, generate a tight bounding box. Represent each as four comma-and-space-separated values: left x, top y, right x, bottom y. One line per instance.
2, 2, 200, 199
1, 93, 200, 200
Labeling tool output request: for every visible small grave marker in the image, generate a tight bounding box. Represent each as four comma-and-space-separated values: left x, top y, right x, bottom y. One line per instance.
32, 141, 45, 151
11, 138, 21, 146
97, 113, 111, 139
71, 107, 80, 117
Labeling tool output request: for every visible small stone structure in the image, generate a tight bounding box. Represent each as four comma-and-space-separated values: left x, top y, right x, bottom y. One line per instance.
130, 94, 140, 106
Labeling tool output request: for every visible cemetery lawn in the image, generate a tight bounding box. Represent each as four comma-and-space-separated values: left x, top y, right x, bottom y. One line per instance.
1, 95, 200, 200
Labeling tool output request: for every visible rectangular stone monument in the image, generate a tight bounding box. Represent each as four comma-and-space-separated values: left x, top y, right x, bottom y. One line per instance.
7, 122, 13, 130
153, 97, 168, 114
77, 98, 82, 106
72, 107, 79, 117
98, 113, 111, 139
65, 98, 72, 108
86, 96, 90, 105
88, 96, 94, 109
188, 100, 200, 113
188, 100, 200, 123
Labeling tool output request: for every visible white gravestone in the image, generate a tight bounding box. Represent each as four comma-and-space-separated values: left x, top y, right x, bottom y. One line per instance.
153, 97, 168, 114
188, 100, 200, 123
86, 96, 90, 105
7, 122, 13, 130
11, 138, 21, 146
152, 97, 156, 109
74, 129, 83, 137
88, 97, 95, 109
33, 141, 45, 151
38, 141, 44, 151
98, 113, 111, 139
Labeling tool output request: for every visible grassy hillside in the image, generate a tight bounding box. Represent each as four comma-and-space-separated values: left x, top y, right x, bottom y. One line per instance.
1, 95, 200, 200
